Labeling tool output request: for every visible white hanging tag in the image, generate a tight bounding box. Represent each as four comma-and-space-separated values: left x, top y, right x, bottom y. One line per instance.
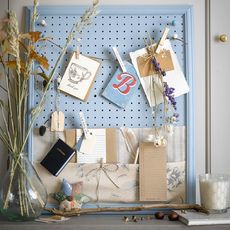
112, 46, 127, 72
51, 111, 65, 131
79, 132, 96, 155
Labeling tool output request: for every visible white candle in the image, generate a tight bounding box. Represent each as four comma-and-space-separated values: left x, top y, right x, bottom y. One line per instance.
199, 174, 230, 213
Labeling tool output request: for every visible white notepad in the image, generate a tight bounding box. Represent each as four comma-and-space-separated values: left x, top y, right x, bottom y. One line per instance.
175, 210, 230, 226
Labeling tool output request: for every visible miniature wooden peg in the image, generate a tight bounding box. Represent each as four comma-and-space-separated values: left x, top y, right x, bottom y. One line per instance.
51, 111, 65, 132
75, 46, 80, 59
155, 27, 170, 54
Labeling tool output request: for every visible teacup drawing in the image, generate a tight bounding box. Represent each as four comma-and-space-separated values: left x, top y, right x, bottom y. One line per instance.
68, 63, 92, 84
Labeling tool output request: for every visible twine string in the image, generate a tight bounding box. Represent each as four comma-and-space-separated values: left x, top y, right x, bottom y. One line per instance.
85, 162, 120, 201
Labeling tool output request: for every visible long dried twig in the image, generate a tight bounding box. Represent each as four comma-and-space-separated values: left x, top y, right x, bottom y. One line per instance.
45, 203, 209, 217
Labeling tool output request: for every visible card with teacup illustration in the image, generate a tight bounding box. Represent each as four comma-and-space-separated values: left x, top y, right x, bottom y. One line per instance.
58, 54, 101, 101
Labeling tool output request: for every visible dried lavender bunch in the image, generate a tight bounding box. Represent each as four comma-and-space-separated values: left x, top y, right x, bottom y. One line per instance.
151, 56, 179, 122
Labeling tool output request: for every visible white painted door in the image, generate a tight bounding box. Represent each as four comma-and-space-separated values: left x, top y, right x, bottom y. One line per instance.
211, 0, 230, 173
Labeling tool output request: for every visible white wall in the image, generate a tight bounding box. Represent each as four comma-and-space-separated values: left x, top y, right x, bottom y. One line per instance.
0, 0, 206, 201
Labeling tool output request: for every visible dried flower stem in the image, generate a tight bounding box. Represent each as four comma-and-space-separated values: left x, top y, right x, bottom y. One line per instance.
0, 0, 99, 216
20, 0, 99, 154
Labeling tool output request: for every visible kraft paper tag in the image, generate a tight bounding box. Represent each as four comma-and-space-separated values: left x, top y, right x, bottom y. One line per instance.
51, 111, 65, 132
137, 49, 174, 78
139, 142, 167, 201
64, 129, 77, 163
106, 128, 117, 163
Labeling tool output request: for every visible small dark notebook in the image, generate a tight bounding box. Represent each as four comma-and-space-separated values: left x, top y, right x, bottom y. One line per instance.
40, 138, 75, 176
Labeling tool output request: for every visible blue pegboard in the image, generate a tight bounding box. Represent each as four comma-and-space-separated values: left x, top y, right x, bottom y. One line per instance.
26, 5, 195, 203
28, 6, 189, 129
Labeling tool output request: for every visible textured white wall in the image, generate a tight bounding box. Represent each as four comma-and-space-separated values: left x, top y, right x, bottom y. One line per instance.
0, 0, 206, 201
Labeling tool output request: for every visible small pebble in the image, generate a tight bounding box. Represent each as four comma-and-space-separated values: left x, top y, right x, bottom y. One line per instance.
168, 211, 179, 221
154, 211, 165, 219
39, 125, 46, 136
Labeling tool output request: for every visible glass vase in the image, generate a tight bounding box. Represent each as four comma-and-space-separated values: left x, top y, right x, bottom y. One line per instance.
0, 154, 47, 221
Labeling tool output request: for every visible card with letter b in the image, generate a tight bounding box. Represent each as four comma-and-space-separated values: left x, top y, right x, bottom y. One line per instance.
102, 61, 140, 108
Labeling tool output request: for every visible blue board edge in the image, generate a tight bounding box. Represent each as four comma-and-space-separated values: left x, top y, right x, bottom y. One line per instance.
25, 4, 195, 211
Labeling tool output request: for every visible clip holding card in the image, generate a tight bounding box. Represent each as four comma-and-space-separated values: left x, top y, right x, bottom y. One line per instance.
155, 27, 170, 54
79, 112, 90, 139
112, 46, 127, 73
75, 46, 80, 59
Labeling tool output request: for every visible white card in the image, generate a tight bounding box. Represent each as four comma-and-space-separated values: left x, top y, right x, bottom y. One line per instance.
79, 134, 96, 154
58, 54, 101, 101
129, 39, 189, 107
77, 129, 106, 163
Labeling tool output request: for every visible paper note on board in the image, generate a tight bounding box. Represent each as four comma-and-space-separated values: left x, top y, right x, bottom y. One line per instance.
137, 49, 174, 78
79, 134, 96, 155
130, 39, 189, 107
102, 61, 140, 108
58, 54, 101, 101
139, 142, 167, 201
76, 129, 106, 163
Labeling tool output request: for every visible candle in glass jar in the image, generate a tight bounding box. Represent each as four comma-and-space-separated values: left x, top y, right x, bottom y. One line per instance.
199, 174, 230, 213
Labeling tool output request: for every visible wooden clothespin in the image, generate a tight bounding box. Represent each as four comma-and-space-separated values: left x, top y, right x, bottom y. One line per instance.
112, 46, 127, 73
79, 112, 90, 139
75, 46, 80, 59
155, 27, 170, 54
78, 112, 96, 155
